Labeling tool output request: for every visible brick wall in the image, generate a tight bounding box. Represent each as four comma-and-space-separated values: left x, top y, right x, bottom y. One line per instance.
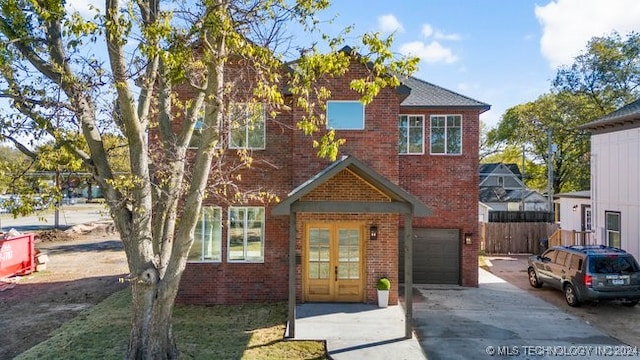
175, 58, 482, 305
399, 109, 480, 287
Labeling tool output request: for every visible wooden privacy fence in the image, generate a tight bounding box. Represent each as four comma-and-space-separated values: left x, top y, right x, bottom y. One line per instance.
548, 229, 594, 247
480, 222, 559, 254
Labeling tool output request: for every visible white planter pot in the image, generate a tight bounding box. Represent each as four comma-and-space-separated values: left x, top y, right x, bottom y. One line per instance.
377, 289, 389, 308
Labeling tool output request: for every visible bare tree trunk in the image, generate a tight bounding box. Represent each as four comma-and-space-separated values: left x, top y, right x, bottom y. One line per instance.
126, 272, 181, 359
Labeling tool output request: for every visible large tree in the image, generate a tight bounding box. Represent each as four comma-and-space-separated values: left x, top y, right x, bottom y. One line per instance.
0, 0, 417, 358
487, 91, 593, 194
487, 31, 640, 195
553, 31, 640, 112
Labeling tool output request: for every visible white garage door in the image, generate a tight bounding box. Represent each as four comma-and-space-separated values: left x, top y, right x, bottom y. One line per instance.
399, 228, 460, 284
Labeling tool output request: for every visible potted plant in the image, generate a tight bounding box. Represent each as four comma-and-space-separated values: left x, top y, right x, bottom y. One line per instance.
377, 277, 391, 308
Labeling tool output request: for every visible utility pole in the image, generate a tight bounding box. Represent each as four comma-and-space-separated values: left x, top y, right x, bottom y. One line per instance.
521, 144, 526, 211
547, 128, 555, 219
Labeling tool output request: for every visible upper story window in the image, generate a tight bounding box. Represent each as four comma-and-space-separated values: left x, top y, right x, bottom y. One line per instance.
228, 206, 265, 262
430, 115, 462, 155
327, 101, 365, 130
229, 102, 265, 149
188, 206, 222, 262
398, 115, 424, 154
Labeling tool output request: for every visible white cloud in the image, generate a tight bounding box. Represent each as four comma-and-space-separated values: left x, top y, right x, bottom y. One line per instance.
378, 14, 404, 34
421, 24, 433, 38
399, 41, 458, 64
535, 0, 640, 68
434, 31, 461, 41
421, 23, 461, 41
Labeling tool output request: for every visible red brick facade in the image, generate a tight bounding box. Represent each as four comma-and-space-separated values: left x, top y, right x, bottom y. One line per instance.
175, 59, 485, 305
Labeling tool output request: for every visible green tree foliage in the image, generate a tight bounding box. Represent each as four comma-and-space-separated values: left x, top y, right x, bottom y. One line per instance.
554, 31, 640, 112
487, 32, 640, 195
0, 1, 417, 358
488, 92, 593, 194
0, 145, 30, 193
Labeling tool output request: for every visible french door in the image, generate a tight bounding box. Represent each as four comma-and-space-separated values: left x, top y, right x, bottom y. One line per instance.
304, 223, 364, 302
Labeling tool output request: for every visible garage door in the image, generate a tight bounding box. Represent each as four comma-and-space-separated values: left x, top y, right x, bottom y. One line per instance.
398, 228, 460, 284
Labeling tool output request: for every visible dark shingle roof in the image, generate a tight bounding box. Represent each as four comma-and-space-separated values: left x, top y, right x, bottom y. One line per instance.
479, 163, 522, 183
579, 98, 640, 131
479, 187, 543, 203
399, 76, 491, 112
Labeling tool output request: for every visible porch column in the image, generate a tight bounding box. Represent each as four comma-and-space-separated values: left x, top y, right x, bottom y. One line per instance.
404, 213, 413, 339
287, 212, 297, 338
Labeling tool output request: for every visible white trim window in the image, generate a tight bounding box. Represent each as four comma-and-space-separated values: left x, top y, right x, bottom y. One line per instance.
326, 100, 365, 130
229, 102, 266, 149
188, 206, 222, 262
430, 114, 462, 155
605, 211, 621, 248
398, 115, 424, 154
228, 206, 265, 262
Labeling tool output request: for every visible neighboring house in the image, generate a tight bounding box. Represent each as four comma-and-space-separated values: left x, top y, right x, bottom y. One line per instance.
579, 98, 640, 260
478, 201, 492, 223
553, 190, 592, 245
172, 48, 490, 314
479, 163, 548, 213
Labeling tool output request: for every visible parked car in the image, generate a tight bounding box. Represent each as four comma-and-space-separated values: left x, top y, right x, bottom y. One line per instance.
528, 245, 640, 307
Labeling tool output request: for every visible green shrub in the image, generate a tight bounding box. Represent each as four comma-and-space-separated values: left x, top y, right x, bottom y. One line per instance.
376, 277, 391, 291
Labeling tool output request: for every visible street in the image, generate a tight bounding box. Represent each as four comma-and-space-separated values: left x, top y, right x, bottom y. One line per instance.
0, 203, 110, 232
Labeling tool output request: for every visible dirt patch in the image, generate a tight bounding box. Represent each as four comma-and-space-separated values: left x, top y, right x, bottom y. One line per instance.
0, 223, 128, 359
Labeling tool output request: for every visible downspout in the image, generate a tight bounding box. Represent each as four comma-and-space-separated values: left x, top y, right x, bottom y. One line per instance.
286, 212, 296, 337
590, 153, 598, 245
404, 213, 413, 339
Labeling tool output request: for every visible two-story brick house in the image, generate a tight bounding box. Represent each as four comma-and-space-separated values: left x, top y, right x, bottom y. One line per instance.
175, 49, 490, 313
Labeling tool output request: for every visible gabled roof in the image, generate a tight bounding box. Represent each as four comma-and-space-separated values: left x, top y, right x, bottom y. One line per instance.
272, 155, 431, 216
479, 163, 522, 176
399, 76, 491, 112
287, 46, 490, 110
579, 98, 640, 133
479, 163, 523, 185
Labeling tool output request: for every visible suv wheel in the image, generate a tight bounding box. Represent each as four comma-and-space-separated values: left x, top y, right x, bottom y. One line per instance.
528, 268, 542, 288
622, 300, 639, 307
564, 284, 581, 307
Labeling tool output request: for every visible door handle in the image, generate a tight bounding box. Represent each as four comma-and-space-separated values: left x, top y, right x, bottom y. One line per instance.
335, 266, 338, 281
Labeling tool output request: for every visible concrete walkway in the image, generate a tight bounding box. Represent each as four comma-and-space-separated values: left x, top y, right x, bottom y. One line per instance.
413, 269, 631, 360
294, 303, 427, 360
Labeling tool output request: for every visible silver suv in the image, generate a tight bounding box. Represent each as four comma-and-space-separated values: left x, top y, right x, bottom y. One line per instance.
528, 245, 640, 307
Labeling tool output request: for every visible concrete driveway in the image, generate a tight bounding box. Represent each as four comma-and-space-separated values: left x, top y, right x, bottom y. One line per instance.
488, 255, 640, 349
412, 269, 634, 359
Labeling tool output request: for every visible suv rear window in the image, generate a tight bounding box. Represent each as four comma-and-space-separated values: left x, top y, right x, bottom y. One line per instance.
588, 256, 640, 274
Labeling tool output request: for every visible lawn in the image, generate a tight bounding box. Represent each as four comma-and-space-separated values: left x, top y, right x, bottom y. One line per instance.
16, 289, 327, 360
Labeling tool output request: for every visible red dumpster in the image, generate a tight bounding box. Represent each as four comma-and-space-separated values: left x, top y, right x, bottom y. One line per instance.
0, 233, 35, 278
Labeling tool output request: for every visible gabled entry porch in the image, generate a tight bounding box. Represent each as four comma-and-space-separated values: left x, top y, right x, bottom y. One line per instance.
272, 155, 431, 339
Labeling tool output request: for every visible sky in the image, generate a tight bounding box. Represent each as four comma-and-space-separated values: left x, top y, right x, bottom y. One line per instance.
66, 0, 640, 128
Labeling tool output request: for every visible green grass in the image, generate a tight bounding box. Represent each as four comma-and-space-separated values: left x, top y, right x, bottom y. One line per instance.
16, 289, 327, 360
